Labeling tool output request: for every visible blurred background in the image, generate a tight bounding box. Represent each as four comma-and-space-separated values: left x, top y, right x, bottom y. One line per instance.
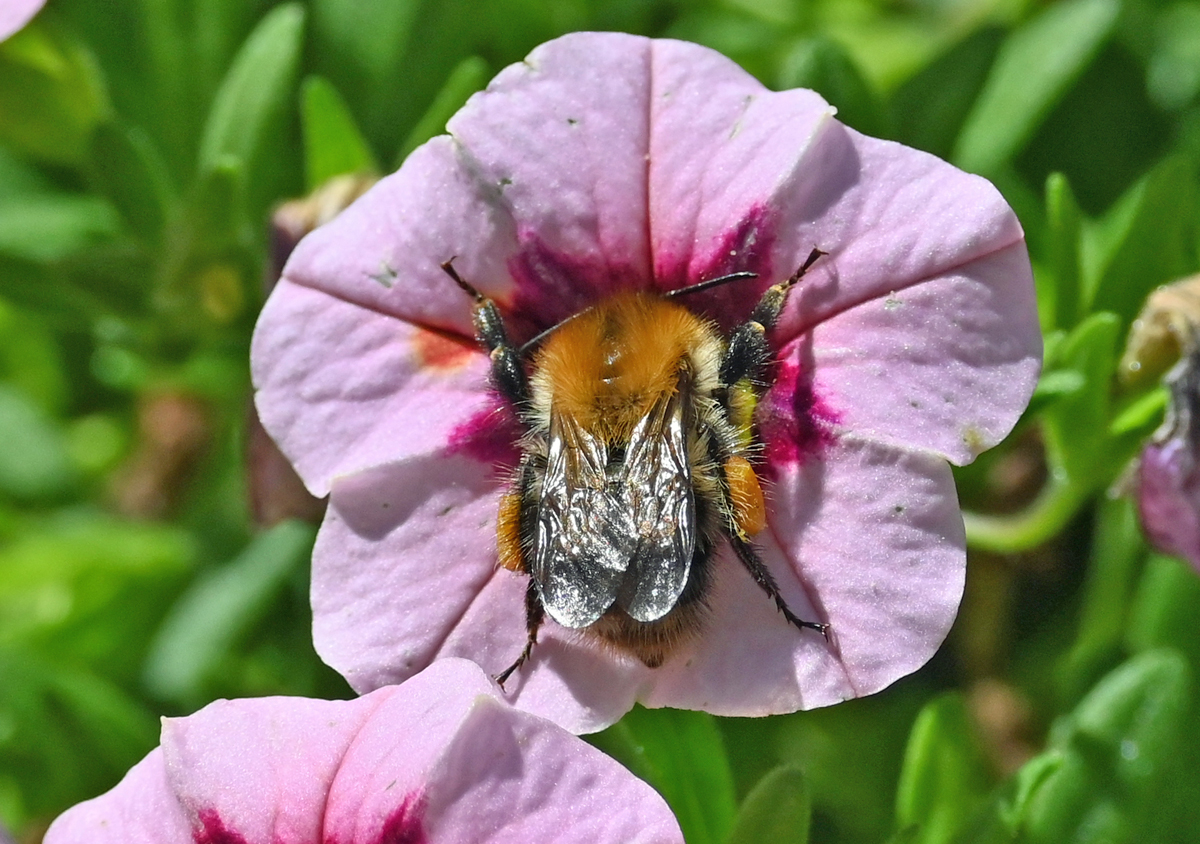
3, 0, 1200, 842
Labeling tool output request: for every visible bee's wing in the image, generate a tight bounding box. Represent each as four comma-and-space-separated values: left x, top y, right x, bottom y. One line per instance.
533, 413, 630, 629
613, 387, 695, 623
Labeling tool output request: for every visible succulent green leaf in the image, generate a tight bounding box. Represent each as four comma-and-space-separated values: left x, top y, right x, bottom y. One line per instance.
1022, 650, 1191, 844
0, 386, 75, 500
726, 765, 810, 844
0, 194, 118, 264
1046, 173, 1084, 330
1059, 496, 1146, 704
890, 26, 1004, 161
0, 22, 110, 165
143, 520, 316, 704
895, 694, 991, 844
198, 4, 306, 177
302, 75, 378, 190
1082, 155, 1195, 333
1127, 555, 1200, 667
87, 122, 175, 244
1040, 311, 1120, 487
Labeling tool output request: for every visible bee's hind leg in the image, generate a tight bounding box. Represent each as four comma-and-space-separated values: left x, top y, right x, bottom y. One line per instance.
729, 533, 829, 640
495, 577, 546, 690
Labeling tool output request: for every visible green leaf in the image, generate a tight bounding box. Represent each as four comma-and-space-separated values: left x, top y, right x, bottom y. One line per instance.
996, 751, 1064, 834
1147, 3, 1200, 110
1058, 496, 1146, 704
890, 26, 1004, 161
143, 520, 316, 704
1027, 368, 1086, 410
0, 646, 158, 825
776, 36, 886, 137
301, 75, 378, 189
310, 0, 433, 155
1108, 387, 1167, 438
1022, 650, 1191, 844
1082, 155, 1195, 332
1040, 311, 1120, 488
198, 3, 306, 176
190, 155, 247, 250
0, 194, 119, 263
589, 707, 737, 844
87, 122, 175, 244
0, 21, 110, 165
1127, 555, 1200, 668
395, 55, 489, 165
954, 0, 1119, 174
0, 514, 193, 678
0, 386, 75, 500
0, 298, 68, 414
895, 694, 991, 844
1045, 173, 1084, 330
311, 0, 424, 95
727, 765, 811, 844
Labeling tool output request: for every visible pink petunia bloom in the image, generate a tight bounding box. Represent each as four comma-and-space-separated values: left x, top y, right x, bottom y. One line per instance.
43, 659, 683, 844
0, 0, 45, 41
251, 32, 1041, 732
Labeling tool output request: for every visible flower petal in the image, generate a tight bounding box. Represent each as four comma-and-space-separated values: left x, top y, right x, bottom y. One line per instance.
644, 435, 964, 713
251, 31, 1036, 728
251, 279, 495, 497
777, 124, 1028, 341
448, 32, 653, 322
321, 661, 496, 844
806, 241, 1041, 465
162, 694, 386, 844
313, 456, 646, 734
646, 42, 1026, 345
43, 750, 191, 844
280, 136, 519, 337
0, 0, 43, 41
46, 661, 682, 844
421, 696, 681, 843
648, 39, 833, 291
433, 569, 649, 734
312, 456, 505, 691
769, 436, 965, 700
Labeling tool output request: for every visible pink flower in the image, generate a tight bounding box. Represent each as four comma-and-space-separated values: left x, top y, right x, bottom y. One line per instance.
43, 659, 683, 844
251, 32, 1041, 732
1138, 348, 1200, 568
0, 0, 45, 41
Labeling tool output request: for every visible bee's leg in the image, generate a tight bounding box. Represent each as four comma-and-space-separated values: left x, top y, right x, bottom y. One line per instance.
495, 578, 546, 690
729, 532, 829, 640
441, 259, 530, 409
719, 247, 825, 387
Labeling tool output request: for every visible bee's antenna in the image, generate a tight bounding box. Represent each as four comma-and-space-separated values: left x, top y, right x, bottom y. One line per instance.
665, 271, 758, 299
440, 257, 484, 302
779, 247, 827, 292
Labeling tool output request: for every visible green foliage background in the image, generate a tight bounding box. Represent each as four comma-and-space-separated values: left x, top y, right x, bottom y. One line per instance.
3, 0, 1200, 842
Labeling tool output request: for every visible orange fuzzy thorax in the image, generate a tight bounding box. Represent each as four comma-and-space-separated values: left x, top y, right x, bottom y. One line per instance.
531, 293, 720, 441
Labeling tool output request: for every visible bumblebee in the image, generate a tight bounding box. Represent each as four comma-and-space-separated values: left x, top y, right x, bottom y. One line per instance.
442, 250, 829, 686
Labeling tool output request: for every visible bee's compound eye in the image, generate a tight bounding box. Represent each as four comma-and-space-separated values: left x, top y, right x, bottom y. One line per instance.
496, 492, 525, 572
726, 455, 767, 538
